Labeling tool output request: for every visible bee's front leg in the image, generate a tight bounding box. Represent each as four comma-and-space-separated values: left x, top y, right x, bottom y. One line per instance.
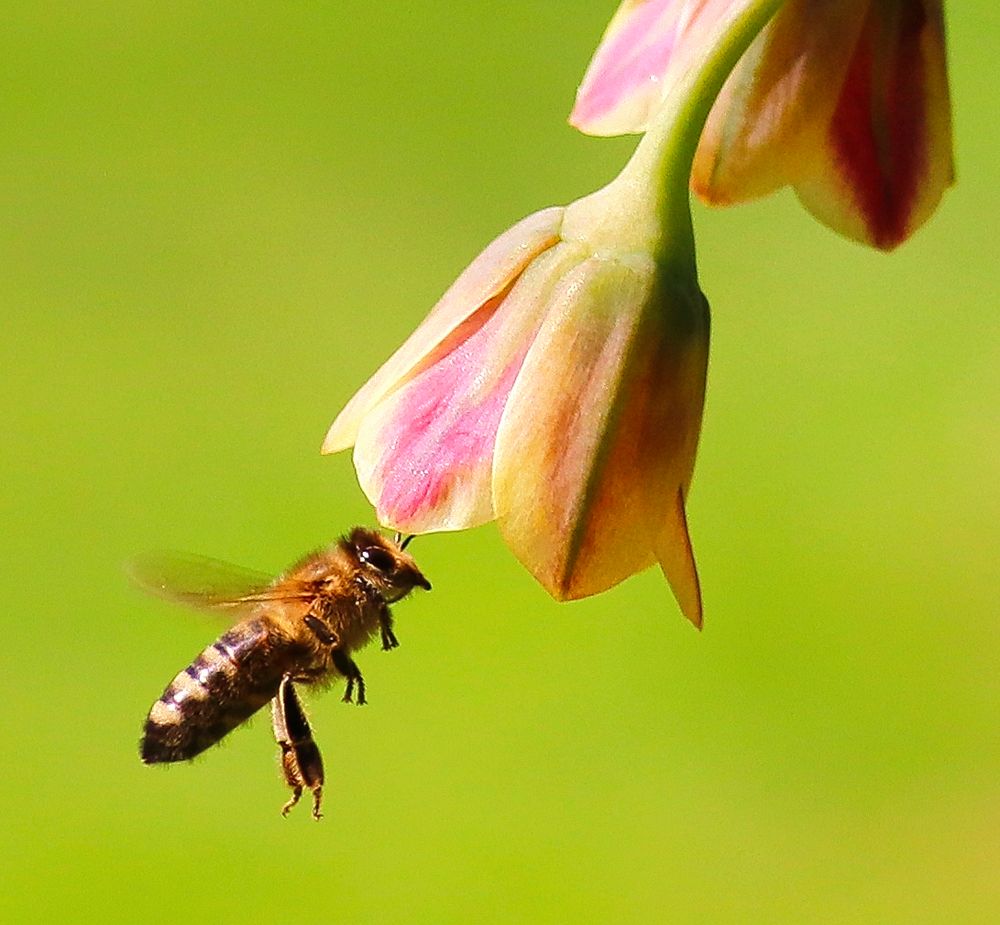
331, 649, 366, 705
378, 602, 399, 651
271, 675, 324, 821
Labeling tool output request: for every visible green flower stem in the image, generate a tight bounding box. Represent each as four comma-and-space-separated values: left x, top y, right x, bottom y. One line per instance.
617, 0, 788, 272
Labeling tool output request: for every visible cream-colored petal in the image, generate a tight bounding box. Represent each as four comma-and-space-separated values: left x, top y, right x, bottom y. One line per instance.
322, 206, 563, 454
692, 0, 869, 204
494, 255, 709, 617
495, 258, 653, 597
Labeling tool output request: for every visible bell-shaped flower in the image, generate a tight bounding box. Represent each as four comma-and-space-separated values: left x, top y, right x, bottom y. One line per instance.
570, 0, 954, 250
324, 187, 708, 626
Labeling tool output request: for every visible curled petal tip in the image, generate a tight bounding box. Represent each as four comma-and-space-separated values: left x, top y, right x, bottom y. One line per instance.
321, 414, 353, 456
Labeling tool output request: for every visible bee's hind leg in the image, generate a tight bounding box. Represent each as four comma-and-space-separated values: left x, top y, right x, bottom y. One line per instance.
271, 675, 325, 820
280, 783, 303, 817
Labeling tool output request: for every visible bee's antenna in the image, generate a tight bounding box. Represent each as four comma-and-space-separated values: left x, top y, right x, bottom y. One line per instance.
400, 534, 416, 551
393, 531, 403, 545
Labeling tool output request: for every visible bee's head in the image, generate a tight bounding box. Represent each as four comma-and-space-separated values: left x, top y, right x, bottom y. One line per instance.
345, 527, 431, 602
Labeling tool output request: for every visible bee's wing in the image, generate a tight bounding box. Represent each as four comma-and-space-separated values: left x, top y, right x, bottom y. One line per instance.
127, 551, 312, 612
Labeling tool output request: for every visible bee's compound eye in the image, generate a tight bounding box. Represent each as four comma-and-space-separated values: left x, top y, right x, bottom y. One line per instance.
360, 547, 395, 573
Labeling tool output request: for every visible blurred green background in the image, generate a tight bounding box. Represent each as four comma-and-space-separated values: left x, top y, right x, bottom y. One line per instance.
2, 3, 997, 923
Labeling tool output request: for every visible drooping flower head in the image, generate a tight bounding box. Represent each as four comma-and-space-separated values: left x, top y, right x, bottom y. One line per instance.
326, 0, 788, 625
572, 0, 954, 250
325, 190, 708, 625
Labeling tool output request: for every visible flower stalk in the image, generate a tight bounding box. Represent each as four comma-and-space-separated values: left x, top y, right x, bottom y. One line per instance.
575, 0, 788, 273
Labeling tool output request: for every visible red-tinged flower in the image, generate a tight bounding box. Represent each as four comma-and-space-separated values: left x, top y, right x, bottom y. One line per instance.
571, 0, 954, 250
324, 187, 708, 626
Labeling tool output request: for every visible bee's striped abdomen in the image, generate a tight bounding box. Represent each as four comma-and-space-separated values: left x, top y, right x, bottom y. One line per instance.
141, 619, 285, 763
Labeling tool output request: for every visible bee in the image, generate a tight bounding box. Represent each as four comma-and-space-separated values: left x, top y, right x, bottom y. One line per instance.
132, 527, 430, 820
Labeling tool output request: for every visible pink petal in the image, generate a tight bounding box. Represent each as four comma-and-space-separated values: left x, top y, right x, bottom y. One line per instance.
571, 0, 734, 137
571, 0, 685, 136
322, 207, 563, 454
353, 243, 585, 533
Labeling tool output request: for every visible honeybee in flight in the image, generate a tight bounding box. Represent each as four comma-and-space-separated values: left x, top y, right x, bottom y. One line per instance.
133, 528, 430, 820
